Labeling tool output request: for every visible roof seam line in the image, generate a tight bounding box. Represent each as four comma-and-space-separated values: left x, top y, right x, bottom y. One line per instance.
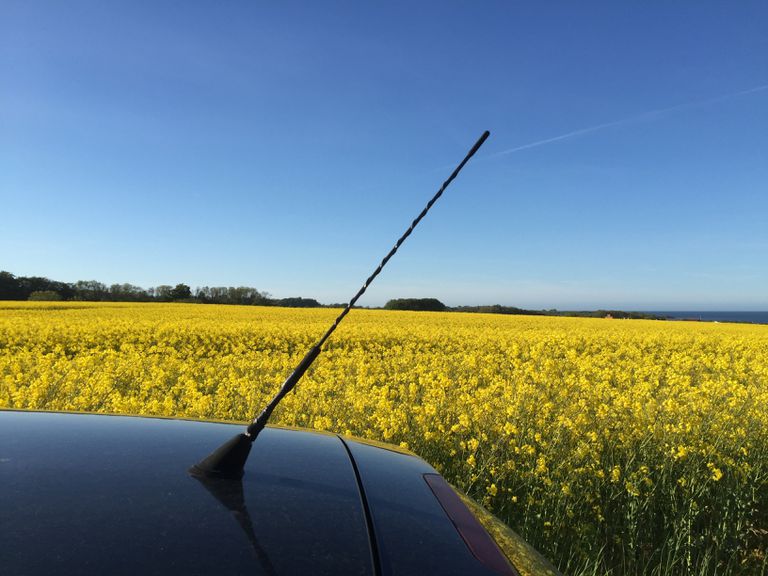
337, 434, 383, 576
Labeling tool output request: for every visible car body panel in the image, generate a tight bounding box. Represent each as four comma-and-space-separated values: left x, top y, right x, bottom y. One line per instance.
1, 410, 559, 576
343, 437, 516, 576
341, 434, 561, 576
0, 411, 372, 576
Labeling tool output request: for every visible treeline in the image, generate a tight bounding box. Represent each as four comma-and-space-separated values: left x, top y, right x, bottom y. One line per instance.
0, 271, 322, 308
384, 298, 546, 316
384, 298, 447, 312
550, 309, 665, 320
1, 271, 665, 319
453, 304, 544, 316
384, 300, 545, 316
384, 298, 665, 320
387, 300, 543, 316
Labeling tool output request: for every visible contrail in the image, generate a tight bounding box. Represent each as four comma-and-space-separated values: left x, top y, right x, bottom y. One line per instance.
492, 83, 768, 157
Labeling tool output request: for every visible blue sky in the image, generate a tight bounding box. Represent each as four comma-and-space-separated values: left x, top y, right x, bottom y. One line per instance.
2, 1, 766, 309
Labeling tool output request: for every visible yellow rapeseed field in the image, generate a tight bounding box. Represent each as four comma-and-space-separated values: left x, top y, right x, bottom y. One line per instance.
1, 301, 766, 575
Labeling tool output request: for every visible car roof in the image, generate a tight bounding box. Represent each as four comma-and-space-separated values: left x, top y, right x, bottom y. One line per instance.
2, 410, 527, 576
1, 410, 372, 576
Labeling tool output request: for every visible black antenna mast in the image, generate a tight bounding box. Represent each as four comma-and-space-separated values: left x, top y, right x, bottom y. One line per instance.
191, 130, 490, 480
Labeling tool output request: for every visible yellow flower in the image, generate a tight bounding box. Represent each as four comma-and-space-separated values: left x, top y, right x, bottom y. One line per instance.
707, 462, 724, 481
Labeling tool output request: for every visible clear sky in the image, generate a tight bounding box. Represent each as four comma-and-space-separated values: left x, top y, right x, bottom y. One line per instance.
2, 1, 766, 310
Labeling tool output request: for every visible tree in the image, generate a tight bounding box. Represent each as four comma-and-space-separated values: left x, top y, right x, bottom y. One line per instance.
383, 298, 446, 312
28, 290, 63, 301
73, 280, 108, 301
154, 285, 173, 301
0, 271, 22, 300
109, 283, 148, 302
195, 285, 270, 305
169, 283, 192, 300
14, 276, 73, 300
274, 297, 321, 308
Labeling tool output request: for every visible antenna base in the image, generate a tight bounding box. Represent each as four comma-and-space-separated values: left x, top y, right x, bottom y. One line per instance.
189, 433, 253, 480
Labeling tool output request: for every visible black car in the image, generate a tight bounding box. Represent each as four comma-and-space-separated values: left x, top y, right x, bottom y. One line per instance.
1, 409, 561, 576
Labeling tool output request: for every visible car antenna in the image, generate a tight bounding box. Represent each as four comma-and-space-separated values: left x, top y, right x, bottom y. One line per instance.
190, 130, 490, 480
